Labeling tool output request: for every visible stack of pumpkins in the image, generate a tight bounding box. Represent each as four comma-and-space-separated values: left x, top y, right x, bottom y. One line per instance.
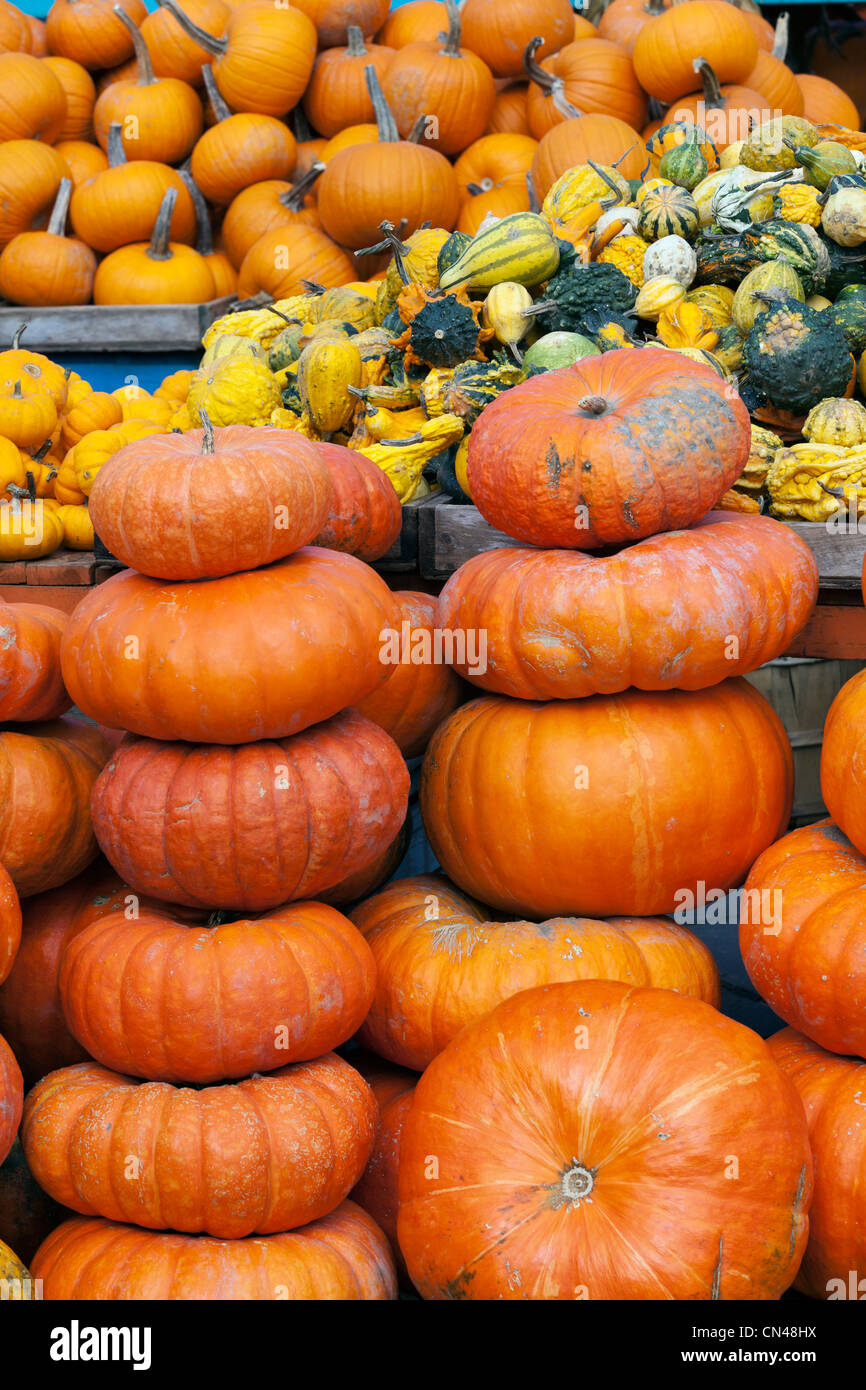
2, 419, 424, 1298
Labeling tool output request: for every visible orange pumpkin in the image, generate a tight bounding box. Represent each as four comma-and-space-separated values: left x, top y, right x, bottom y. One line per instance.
45, 0, 147, 69
0, 178, 96, 307
796, 73, 860, 131
53, 139, 107, 187
237, 222, 354, 299
291, 0, 389, 50
382, 0, 496, 156
43, 55, 96, 140
525, 36, 647, 138
459, 0, 574, 79
658, 61, 771, 151
0, 600, 70, 726
69, 122, 197, 253
0, 0, 34, 55
0, 864, 21, 988
484, 80, 530, 135
0, 51, 67, 142
597, 0, 672, 54
303, 26, 395, 139
378, 1, 447, 49
140, 0, 229, 85
93, 185, 215, 305
0, 141, 68, 248
632, 0, 758, 104
190, 66, 296, 206
745, 49, 804, 117
0, 1031, 23, 1167
531, 112, 647, 198
221, 166, 323, 269
457, 181, 528, 233
92, 7, 203, 164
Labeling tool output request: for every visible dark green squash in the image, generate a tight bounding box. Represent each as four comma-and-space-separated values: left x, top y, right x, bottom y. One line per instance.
396, 292, 487, 369
743, 295, 852, 415
694, 232, 757, 285
831, 283, 866, 355
713, 322, 744, 373
441, 353, 527, 424
577, 307, 641, 351
742, 220, 830, 296
524, 262, 637, 334
658, 125, 709, 191
437, 231, 472, 280
816, 231, 866, 298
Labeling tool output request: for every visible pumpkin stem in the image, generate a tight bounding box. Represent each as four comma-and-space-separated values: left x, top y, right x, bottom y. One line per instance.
523, 36, 581, 119
526, 171, 540, 213
345, 24, 367, 57
587, 158, 627, 199
157, 0, 226, 55
612, 143, 638, 170
466, 179, 493, 195
558, 1162, 594, 1204
407, 114, 429, 144
148, 187, 176, 262
113, 4, 155, 86
691, 57, 724, 110
439, 0, 462, 57
201, 63, 231, 123
179, 170, 214, 255
31, 438, 54, 464
577, 395, 608, 415
279, 162, 324, 212
365, 65, 400, 142
379, 221, 411, 284
300, 279, 326, 295
772, 12, 789, 61
11, 324, 26, 350
199, 408, 215, 453
107, 121, 127, 167
46, 179, 73, 237
24, 472, 36, 504
12, 380, 22, 398
289, 104, 316, 143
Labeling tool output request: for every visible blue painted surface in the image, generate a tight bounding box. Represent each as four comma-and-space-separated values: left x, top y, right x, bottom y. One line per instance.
52, 351, 198, 392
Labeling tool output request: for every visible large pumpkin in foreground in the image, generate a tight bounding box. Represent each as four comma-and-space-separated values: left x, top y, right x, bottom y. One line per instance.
0, 718, 111, 897
821, 668, 866, 859
351, 873, 720, 1069
740, 821, 866, 1058
61, 548, 397, 743
91, 711, 409, 909
767, 1028, 865, 1302
31, 1202, 397, 1299
22, 1055, 377, 1238
466, 347, 750, 548
0, 600, 70, 722
421, 680, 792, 917
59, 900, 376, 1083
87, 423, 334, 581
437, 515, 818, 698
398, 981, 812, 1300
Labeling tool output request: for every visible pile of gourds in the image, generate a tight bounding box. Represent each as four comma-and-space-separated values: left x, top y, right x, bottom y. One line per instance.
0, 0, 862, 311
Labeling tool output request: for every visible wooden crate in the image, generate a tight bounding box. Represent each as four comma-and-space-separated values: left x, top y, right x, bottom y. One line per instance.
0, 298, 236, 353
0, 550, 115, 613
373, 492, 451, 573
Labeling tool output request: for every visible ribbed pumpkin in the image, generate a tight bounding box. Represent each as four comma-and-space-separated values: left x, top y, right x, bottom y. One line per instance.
0, 51, 67, 142
309, 441, 401, 563
304, 27, 395, 140
32, 1203, 396, 1300
90, 711, 409, 911
740, 821, 866, 1059
0, 141, 68, 248
0, 0, 34, 55
61, 549, 397, 743
88, 420, 333, 580
378, 1, 447, 49
317, 66, 460, 248
821, 671, 866, 864
420, 680, 793, 918
59, 901, 375, 1084
354, 590, 464, 759
93, 185, 214, 304
398, 980, 812, 1299
466, 347, 750, 548
0, 1031, 23, 1168
190, 67, 297, 207
92, 7, 202, 164
745, 50, 803, 118
459, 0, 574, 79
484, 81, 530, 135
0, 718, 111, 898
531, 114, 648, 200
767, 1029, 866, 1301
351, 873, 720, 1070
660, 62, 771, 152
382, 0, 495, 156
52, 138, 106, 187
69, 123, 197, 252
0, 177, 96, 307
0, 599, 70, 722
437, 515, 817, 699
0, 865, 20, 988
525, 36, 646, 138
221, 167, 322, 269
139, 0, 229, 86
632, 0, 758, 104
349, 1055, 416, 1280
43, 56, 96, 140
45, 0, 146, 69
237, 223, 354, 300
23, 1055, 377, 1237
796, 74, 860, 132
597, 0, 672, 53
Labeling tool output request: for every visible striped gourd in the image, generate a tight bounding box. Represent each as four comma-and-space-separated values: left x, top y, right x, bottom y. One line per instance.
637, 186, 700, 242
541, 164, 630, 229
438, 213, 560, 292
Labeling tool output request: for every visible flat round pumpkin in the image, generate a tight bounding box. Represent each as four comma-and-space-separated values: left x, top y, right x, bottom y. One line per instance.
59, 900, 376, 1083
420, 680, 793, 917
398, 980, 812, 1299
60, 548, 398, 744
22, 1054, 377, 1238
0, 862, 21, 987
31, 1201, 397, 1299
87, 423, 334, 580
821, 668, 866, 858
466, 346, 751, 548
437, 514, 818, 697
0, 1029, 22, 1168
309, 441, 401, 563
350, 873, 720, 1069
91, 710, 410, 910
740, 820, 866, 1058
0, 600, 71, 722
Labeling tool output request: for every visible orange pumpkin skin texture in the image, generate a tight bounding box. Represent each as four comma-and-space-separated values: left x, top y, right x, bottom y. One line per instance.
484, 82, 530, 135
739, 821, 866, 1059
94, 236, 214, 305
459, 0, 573, 78
767, 1029, 866, 1301
0, 141, 68, 247
43, 56, 96, 141
420, 681, 793, 918
354, 590, 464, 760
378, 1, 447, 49
310, 442, 401, 563
632, 0, 758, 105
201, 1, 316, 116
350, 1057, 416, 1279
382, 20, 496, 157
822, 670, 866, 860
22, 1054, 377, 1237
69, 162, 197, 253
457, 180, 527, 232
0, 52, 67, 142
92, 68, 203, 168
796, 74, 860, 131
32, 1201, 397, 1300
303, 30, 395, 140
0, 1030, 22, 1167
526, 38, 647, 138
140, 0, 229, 85
91, 712, 410, 910
0, 718, 111, 898
0, 864, 20, 987
237, 223, 354, 298
398, 980, 813, 1300
0, 862, 137, 1087
88, 425, 333, 581
317, 140, 460, 249
466, 348, 750, 549
0, 0, 33, 55
190, 112, 297, 208
437, 515, 818, 698
597, 0, 672, 54
59, 901, 376, 1084
46, 0, 146, 69
0, 600, 71, 722
62, 549, 397, 744
351, 873, 720, 1070
221, 178, 321, 269
745, 51, 803, 118
530, 113, 647, 198
317, 822, 408, 909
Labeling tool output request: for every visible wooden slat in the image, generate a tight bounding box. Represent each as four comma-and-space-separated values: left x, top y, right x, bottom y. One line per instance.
374, 492, 452, 573
0, 585, 94, 613
785, 523, 866, 592
22, 550, 98, 586
0, 297, 236, 352
784, 604, 866, 660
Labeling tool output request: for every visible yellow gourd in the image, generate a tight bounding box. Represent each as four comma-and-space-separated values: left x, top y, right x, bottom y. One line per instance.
656, 302, 719, 350
541, 163, 630, 230
803, 398, 866, 447
773, 183, 822, 226
55, 503, 94, 550
684, 284, 735, 326
297, 337, 363, 436
187, 358, 281, 429
69, 420, 169, 495
635, 275, 687, 322
596, 235, 649, 286
0, 496, 64, 560
357, 414, 464, 502
482, 283, 533, 347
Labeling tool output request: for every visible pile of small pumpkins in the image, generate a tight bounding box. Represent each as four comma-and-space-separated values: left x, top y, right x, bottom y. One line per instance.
0, 361, 863, 1301
0, 0, 862, 312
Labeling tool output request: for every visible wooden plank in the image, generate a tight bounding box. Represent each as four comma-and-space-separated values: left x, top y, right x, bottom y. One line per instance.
785, 522, 866, 592
0, 297, 235, 353
22, 551, 97, 586
0, 585, 93, 613
784, 604, 866, 660
374, 492, 452, 573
